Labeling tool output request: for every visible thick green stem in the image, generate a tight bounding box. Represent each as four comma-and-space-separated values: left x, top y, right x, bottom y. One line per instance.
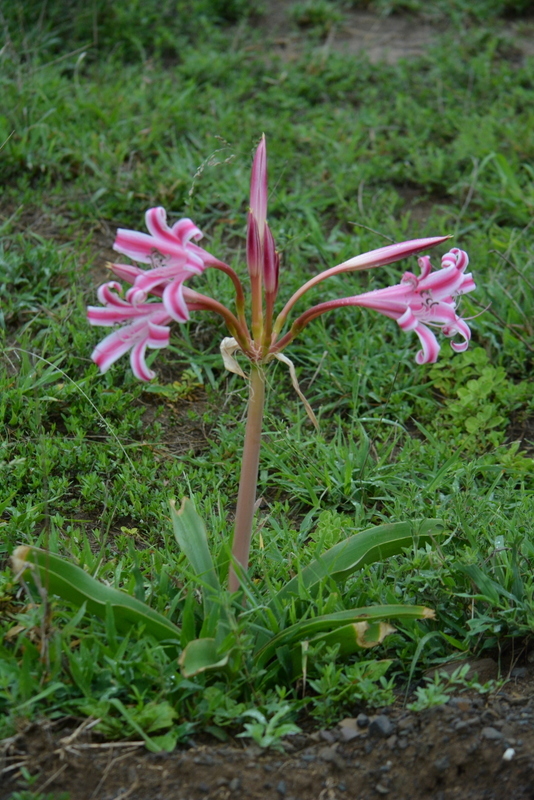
228, 365, 266, 592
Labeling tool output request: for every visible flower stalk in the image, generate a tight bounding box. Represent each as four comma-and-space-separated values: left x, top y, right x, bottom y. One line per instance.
228, 365, 266, 593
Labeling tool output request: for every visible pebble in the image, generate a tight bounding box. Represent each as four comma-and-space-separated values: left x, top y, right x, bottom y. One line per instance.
318, 745, 346, 770
229, 778, 241, 792
375, 783, 390, 795
503, 748, 516, 761
434, 757, 450, 772
338, 718, 362, 742
481, 727, 503, 740
319, 730, 336, 744
357, 713, 370, 728
448, 697, 471, 712
276, 780, 287, 796
397, 716, 415, 732
510, 667, 527, 679
369, 715, 395, 738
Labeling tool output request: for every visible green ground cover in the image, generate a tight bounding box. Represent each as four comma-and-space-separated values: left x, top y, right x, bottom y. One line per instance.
1, 0, 533, 755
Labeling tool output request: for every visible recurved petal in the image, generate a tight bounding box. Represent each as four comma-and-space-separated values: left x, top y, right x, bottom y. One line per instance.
413, 323, 441, 364
91, 321, 146, 373
145, 207, 177, 243
130, 340, 155, 381
114, 229, 185, 264
172, 217, 204, 245
163, 278, 190, 323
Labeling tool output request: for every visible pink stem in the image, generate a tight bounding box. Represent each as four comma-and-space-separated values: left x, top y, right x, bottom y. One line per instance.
203, 256, 248, 328
182, 287, 252, 355
272, 236, 450, 336
228, 365, 265, 592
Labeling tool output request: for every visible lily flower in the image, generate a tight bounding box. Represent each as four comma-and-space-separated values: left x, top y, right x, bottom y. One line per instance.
277, 247, 474, 364
87, 282, 172, 381
89, 137, 472, 380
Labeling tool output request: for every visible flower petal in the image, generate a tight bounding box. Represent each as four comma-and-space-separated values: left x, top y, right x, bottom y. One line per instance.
163, 278, 190, 323
412, 323, 441, 364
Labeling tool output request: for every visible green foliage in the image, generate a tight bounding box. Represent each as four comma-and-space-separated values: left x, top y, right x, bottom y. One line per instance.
407, 664, 501, 711
2, 0, 250, 64
290, 1, 344, 36
237, 703, 301, 751
428, 348, 534, 450
308, 659, 395, 724
1, 0, 534, 750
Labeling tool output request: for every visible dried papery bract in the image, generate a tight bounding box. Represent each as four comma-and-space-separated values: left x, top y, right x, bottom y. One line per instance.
87, 136, 476, 590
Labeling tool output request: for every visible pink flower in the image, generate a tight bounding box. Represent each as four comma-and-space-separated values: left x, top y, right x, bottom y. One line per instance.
87, 282, 171, 381
285, 248, 475, 364
88, 136, 475, 382
114, 207, 208, 322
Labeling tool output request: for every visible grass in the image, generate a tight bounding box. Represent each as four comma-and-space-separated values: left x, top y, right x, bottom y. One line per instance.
1, 0, 534, 760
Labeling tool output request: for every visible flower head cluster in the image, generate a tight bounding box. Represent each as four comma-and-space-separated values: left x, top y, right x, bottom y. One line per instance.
88, 136, 475, 381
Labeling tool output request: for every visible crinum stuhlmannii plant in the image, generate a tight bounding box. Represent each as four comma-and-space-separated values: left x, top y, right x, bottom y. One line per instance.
88, 136, 475, 592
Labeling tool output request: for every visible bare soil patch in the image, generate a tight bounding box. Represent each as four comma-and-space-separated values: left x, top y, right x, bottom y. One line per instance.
2, 667, 533, 800
257, 2, 534, 65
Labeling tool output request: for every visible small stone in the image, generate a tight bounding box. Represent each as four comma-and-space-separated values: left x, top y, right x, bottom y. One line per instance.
369, 715, 395, 738
507, 694, 528, 705
276, 780, 287, 796
448, 697, 471, 712
386, 735, 397, 750
503, 748, 515, 761
482, 726, 503, 740
229, 778, 241, 791
197, 783, 209, 793
375, 784, 390, 795
454, 720, 470, 732
357, 713, 370, 728
397, 738, 409, 750
511, 667, 527, 679
318, 745, 346, 770
319, 729, 336, 744
194, 756, 215, 766
338, 718, 361, 742
434, 757, 450, 772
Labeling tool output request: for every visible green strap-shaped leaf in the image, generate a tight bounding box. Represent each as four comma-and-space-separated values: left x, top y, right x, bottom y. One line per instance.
255, 604, 434, 667
178, 637, 230, 678
11, 546, 181, 644
305, 620, 395, 656
169, 498, 221, 614
270, 518, 446, 609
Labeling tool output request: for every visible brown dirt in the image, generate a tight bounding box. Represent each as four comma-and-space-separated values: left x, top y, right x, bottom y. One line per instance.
258, 2, 534, 65
2, 665, 534, 800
